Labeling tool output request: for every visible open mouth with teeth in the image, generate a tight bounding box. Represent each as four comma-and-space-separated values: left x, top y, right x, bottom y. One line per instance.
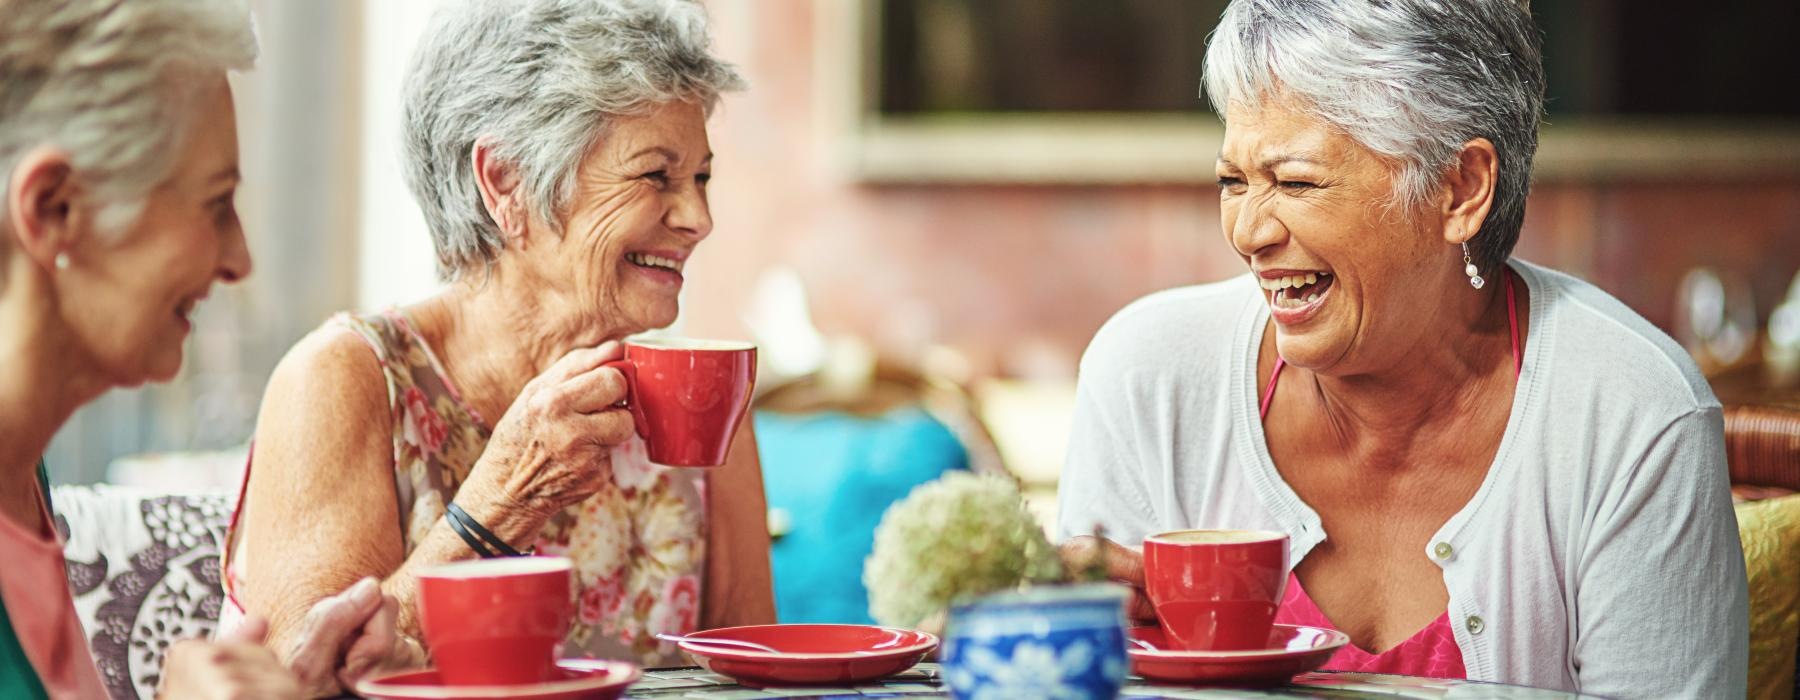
1260, 272, 1335, 310
625, 252, 685, 276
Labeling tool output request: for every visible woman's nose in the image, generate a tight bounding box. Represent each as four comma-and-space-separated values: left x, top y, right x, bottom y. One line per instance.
666, 182, 713, 240
217, 220, 253, 283
1226, 196, 1288, 259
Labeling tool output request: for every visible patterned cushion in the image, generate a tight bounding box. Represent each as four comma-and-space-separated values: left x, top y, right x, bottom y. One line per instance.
1736, 494, 1800, 700
52, 485, 232, 700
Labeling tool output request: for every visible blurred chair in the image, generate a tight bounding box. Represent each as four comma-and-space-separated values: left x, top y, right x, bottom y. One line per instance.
755, 355, 1008, 624
1721, 396, 1800, 699
53, 484, 233, 700
1727, 403, 1800, 500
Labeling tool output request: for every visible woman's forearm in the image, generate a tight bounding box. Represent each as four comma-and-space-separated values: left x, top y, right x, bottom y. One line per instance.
379, 482, 557, 637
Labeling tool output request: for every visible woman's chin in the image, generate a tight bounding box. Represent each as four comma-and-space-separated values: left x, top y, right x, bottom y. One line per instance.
1271, 331, 1345, 373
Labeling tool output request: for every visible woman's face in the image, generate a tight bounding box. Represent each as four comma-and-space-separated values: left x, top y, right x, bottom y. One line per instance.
549, 100, 714, 338
58, 76, 251, 385
1216, 98, 1458, 374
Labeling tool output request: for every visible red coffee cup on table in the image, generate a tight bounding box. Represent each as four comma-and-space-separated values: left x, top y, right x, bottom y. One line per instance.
1142, 529, 1289, 651
418, 557, 573, 686
603, 338, 756, 467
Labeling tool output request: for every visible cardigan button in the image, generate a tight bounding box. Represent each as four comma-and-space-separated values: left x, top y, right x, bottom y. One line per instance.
1433, 542, 1455, 561
1466, 615, 1486, 635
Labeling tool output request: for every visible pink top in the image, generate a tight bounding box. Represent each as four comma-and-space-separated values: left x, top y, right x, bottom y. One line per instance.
1255, 271, 1520, 679
0, 482, 108, 697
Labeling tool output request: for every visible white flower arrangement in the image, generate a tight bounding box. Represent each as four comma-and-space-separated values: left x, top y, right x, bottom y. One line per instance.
864, 472, 1068, 628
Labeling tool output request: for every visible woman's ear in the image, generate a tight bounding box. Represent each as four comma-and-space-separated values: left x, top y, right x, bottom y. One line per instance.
470, 136, 530, 247
1438, 137, 1499, 246
6, 146, 80, 269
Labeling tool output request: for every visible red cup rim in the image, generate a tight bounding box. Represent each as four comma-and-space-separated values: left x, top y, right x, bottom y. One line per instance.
1143, 529, 1288, 546
417, 556, 573, 580
626, 337, 756, 352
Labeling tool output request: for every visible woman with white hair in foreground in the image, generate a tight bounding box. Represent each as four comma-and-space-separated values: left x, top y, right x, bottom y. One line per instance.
1, 1, 395, 697
1057, 0, 1747, 696
225, 0, 774, 673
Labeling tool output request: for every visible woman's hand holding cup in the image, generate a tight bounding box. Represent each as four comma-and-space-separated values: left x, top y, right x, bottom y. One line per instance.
458, 342, 638, 532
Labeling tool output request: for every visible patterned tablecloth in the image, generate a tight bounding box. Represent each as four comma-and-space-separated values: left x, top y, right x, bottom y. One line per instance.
623, 663, 1589, 699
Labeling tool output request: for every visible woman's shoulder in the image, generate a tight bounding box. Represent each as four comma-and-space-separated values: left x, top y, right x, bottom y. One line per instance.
260, 315, 395, 423
1082, 275, 1259, 373
1522, 262, 1719, 416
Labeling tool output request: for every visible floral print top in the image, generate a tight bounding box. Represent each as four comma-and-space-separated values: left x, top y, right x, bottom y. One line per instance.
222, 310, 708, 668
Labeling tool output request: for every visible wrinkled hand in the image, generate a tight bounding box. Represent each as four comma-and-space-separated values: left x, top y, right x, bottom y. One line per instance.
159, 617, 300, 700
1058, 536, 1155, 622
284, 577, 407, 697
466, 342, 636, 517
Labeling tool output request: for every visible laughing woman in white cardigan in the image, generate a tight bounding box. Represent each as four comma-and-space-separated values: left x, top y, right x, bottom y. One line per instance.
1055, 0, 1748, 697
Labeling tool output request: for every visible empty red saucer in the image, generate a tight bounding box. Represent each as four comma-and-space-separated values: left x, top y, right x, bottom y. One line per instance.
1128, 624, 1347, 686
355, 659, 640, 700
676, 623, 938, 687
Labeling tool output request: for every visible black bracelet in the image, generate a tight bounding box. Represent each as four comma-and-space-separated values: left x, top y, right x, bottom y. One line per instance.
445, 505, 497, 558
446, 502, 523, 558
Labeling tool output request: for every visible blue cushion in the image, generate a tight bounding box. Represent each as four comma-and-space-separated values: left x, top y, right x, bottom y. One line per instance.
755, 408, 969, 624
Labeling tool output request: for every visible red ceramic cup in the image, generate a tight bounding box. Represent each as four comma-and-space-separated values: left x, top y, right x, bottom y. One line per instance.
603, 339, 756, 467
1142, 529, 1289, 651
417, 557, 573, 686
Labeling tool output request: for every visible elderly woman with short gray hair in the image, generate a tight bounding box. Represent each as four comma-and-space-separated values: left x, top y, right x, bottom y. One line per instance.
1057, 0, 1746, 696
223, 0, 774, 672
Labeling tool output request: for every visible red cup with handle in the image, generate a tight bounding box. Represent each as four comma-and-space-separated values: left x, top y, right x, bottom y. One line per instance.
602, 338, 756, 467
417, 557, 573, 686
1142, 529, 1289, 651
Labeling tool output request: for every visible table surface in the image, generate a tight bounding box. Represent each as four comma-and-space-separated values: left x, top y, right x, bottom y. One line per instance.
622, 663, 1590, 699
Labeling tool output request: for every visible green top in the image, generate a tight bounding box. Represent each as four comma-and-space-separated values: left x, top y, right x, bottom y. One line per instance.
0, 463, 54, 699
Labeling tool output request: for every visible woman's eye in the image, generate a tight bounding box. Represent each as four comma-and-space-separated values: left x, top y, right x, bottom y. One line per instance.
210, 192, 236, 223
643, 170, 669, 186
1278, 180, 1318, 191
696, 172, 711, 186
1217, 176, 1245, 191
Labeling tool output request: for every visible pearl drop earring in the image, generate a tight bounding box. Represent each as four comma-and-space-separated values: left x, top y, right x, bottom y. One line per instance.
54, 252, 70, 270
1462, 242, 1483, 289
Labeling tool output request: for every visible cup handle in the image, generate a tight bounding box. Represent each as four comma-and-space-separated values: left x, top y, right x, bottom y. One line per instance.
600, 360, 650, 440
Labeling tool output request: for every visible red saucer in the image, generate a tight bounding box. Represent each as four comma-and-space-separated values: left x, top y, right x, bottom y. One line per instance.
355, 659, 640, 700
1128, 624, 1347, 686
677, 623, 938, 687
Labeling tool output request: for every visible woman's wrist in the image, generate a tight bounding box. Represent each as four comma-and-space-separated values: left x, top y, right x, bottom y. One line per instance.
451, 480, 549, 552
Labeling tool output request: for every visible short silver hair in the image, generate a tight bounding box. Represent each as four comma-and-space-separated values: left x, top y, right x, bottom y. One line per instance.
0, 0, 258, 234
1203, 0, 1544, 271
401, 0, 746, 280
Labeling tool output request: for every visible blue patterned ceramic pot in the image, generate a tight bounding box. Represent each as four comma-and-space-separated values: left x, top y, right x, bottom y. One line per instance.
941, 583, 1130, 700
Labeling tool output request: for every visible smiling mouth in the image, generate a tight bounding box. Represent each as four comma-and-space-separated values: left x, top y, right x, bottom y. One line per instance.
1259, 272, 1334, 310
625, 252, 685, 275
175, 296, 201, 323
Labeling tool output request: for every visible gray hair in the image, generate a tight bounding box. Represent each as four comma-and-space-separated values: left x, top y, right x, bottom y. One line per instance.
1203, 0, 1544, 272
401, 0, 746, 280
0, 0, 258, 234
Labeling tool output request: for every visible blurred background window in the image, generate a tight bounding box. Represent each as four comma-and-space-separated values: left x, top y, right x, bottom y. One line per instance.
874, 0, 1800, 119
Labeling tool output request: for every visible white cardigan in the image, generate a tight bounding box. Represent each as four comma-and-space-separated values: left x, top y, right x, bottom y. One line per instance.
1056, 260, 1748, 698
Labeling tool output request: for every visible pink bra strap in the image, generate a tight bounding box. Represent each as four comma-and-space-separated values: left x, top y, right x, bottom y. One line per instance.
1260, 357, 1286, 420
1505, 272, 1520, 378
1260, 269, 1520, 422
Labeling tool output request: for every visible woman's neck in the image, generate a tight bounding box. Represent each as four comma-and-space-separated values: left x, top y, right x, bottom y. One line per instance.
0, 257, 112, 534
405, 269, 635, 426
1275, 267, 1526, 455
